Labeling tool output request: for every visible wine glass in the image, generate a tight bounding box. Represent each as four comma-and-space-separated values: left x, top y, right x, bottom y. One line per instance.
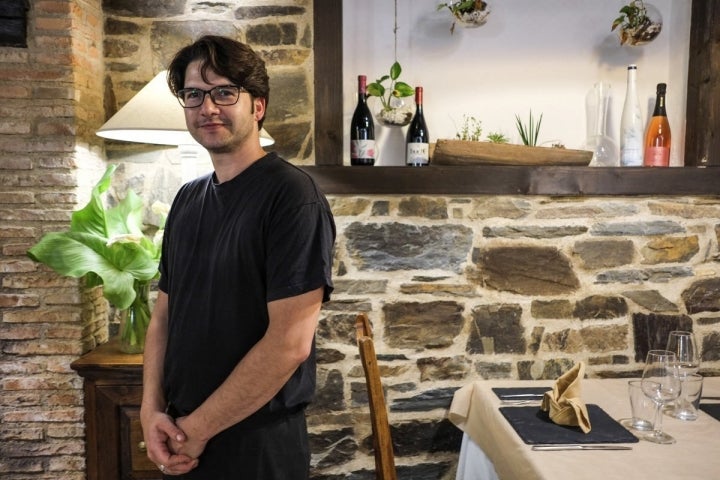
666, 330, 701, 420
641, 350, 681, 444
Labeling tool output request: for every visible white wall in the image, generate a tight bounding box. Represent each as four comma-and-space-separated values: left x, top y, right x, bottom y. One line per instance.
342, 0, 691, 166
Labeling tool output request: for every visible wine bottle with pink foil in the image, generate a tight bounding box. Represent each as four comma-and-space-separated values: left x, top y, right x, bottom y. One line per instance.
350, 75, 375, 166
643, 83, 671, 167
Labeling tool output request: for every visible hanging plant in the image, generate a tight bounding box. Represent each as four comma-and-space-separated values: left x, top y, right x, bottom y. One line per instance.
366, 61, 415, 127
611, 0, 663, 46
437, 0, 491, 34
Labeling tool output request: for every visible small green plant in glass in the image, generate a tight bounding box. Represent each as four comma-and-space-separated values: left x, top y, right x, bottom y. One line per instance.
366, 61, 415, 126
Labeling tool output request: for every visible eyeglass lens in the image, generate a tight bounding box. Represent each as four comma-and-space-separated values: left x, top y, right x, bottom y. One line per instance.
177, 85, 241, 108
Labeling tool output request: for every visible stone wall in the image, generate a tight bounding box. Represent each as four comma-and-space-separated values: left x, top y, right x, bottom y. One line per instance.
307, 194, 720, 479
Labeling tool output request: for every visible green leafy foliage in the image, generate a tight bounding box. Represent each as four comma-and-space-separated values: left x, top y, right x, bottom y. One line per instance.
486, 132, 509, 144
611, 0, 649, 32
455, 115, 483, 141
27, 165, 166, 310
515, 110, 543, 146
437, 0, 486, 15
367, 61, 414, 111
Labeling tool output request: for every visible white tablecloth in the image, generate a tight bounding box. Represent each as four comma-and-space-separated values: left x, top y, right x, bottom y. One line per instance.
450, 378, 720, 480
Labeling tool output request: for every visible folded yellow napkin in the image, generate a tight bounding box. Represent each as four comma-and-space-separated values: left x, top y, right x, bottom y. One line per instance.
540, 361, 591, 433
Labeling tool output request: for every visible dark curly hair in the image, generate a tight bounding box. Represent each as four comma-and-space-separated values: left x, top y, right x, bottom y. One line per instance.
167, 35, 269, 128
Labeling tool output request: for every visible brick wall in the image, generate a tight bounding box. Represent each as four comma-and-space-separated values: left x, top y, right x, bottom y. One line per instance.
0, 0, 107, 478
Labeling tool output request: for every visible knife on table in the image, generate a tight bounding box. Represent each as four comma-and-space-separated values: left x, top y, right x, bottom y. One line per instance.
499, 393, 545, 405
532, 445, 632, 451
498, 394, 546, 402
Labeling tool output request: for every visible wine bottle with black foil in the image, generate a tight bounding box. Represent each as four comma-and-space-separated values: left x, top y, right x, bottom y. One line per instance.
643, 83, 671, 167
406, 86, 429, 166
620, 65, 643, 166
350, 75, 375, 166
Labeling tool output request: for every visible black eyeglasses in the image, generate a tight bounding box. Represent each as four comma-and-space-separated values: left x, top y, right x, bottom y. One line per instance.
176, 85, 246, 108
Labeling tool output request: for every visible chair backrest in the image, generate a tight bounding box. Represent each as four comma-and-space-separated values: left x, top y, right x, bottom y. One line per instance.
355, 313, 398, 480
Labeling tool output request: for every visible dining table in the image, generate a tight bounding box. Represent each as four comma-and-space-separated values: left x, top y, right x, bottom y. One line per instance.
449, 377, 720, 480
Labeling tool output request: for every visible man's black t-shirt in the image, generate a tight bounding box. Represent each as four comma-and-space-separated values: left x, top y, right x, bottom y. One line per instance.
159, 153, 335, 419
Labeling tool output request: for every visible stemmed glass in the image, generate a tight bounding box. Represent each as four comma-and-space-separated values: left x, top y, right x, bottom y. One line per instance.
641, 350, 681, 444
666, 330, 701, 419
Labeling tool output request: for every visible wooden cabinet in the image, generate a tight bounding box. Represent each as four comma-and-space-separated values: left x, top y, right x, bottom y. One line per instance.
71, 340, 160, 480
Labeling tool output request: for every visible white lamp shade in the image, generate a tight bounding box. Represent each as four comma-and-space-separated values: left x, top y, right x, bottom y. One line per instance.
97, 71, 274, 147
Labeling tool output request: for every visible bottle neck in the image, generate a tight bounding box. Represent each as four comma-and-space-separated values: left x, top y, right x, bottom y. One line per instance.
626, 70, 637, 91
357, 76, 367, 103
653, 93, 667, 117
414, 87, 423, 113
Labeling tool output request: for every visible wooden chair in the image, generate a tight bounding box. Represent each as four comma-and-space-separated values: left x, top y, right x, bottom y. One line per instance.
355, 313, 398, 480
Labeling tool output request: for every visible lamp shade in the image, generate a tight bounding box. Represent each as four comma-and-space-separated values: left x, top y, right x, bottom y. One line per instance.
97, 71, 274, 147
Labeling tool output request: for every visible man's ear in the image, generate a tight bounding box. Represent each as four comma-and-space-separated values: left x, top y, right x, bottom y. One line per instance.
254, 97, 266, 123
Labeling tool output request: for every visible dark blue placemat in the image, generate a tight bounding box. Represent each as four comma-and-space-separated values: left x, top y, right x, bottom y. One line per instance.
700, 403, 720, 421
492, 387, 550, 400
499, 404, 639, 445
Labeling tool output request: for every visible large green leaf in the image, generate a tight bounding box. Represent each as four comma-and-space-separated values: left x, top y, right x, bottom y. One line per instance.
106, 188, 144, 238
393, 82, 415, 98
27, 231, 157, 309
367, 83, 385, 98
389, 61, 402, 80
71, 164, 116, 237
27, 164, 164, 310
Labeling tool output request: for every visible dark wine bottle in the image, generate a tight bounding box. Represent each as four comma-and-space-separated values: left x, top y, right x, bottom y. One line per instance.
350, 75, 375, 166
643, 83, 671, 167
406, 86, 429, 166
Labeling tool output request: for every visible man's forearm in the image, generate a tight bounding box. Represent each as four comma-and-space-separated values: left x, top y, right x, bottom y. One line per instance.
142, 292, 169, 415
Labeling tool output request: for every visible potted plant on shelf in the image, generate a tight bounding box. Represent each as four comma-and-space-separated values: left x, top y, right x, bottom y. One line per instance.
611, 0, 663, 46
432, 110, 592, 166
367, 60, 415, 127
437, 0, 491, 33
27, 164, 168, 354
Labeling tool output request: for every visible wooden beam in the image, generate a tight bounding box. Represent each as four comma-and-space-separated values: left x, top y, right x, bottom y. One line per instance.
313, 0, 343, 165
685, 0, 720, 166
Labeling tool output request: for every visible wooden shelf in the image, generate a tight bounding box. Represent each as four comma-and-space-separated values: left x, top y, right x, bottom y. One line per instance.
303, 165, 720, 196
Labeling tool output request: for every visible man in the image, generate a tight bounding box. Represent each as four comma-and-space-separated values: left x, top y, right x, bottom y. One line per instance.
140, 35, 336, 479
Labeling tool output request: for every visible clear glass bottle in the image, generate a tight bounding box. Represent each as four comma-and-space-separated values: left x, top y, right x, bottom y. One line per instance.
585, 82, 619, 167
620, 65, 643, 166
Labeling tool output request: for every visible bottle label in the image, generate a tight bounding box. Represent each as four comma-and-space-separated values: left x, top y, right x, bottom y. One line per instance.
406, 142, 429, 166
351, 139, 375, 160
620, 144, 643, 167
644, 146, 669, 167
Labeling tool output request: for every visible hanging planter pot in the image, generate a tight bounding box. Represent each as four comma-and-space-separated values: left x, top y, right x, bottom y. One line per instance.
374, 97, 413, 127
438, 0, 491, 34
611, 1, 663, 46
